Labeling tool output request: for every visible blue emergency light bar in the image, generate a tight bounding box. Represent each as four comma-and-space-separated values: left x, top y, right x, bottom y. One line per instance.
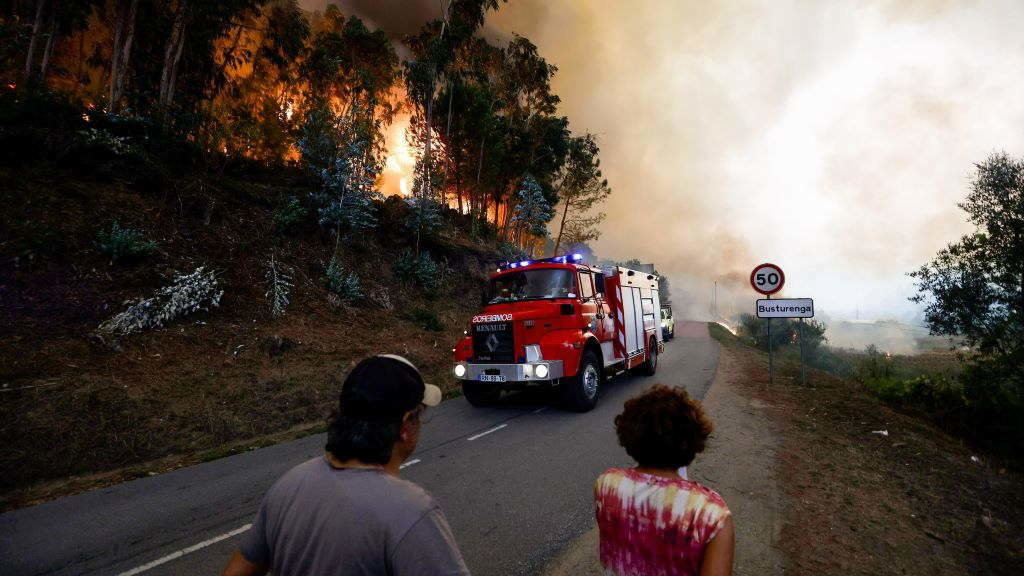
499, 253, 585, 271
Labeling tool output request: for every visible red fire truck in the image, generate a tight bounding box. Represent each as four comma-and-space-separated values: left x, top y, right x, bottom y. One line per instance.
452, 254, 664, 411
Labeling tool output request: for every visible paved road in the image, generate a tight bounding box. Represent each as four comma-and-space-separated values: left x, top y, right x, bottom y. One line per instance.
1, 322, 718, 576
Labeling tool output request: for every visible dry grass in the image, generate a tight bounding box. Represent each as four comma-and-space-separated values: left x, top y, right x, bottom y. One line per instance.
0, 161, 492, 510
710, 324, 1024, 575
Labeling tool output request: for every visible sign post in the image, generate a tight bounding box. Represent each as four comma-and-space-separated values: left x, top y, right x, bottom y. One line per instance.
754, 295, 815, 386
750, 264, 785, 387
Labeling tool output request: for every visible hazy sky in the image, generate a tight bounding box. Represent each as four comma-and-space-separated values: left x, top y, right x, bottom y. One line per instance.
315, 0, 1024, 321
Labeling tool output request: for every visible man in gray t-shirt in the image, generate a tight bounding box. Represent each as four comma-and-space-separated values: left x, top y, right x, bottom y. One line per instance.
222, 355, 469, 576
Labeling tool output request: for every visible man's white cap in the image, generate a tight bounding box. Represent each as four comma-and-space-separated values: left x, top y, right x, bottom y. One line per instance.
378, 354, 442, 407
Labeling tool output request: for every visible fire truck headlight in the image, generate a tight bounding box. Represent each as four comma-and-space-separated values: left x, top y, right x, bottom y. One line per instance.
523, 364, 534, 378
454, 364, 467, 378
535, 364, 550, 379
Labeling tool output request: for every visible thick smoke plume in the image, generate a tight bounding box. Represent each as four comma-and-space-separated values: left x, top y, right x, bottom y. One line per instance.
307, 0, 1024, 328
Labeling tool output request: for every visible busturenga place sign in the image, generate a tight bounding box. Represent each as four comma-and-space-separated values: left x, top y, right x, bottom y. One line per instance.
756, 298, 814, 318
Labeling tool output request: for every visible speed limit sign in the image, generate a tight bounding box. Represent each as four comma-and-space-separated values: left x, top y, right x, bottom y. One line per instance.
750, 263, 785, 295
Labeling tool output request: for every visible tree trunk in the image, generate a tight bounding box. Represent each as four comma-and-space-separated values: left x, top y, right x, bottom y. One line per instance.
415, 66, 436, 257
158, 0, 189, 119
38, 0, 59, 79
109, 0, 139, 113
553, 196, 571, 257
475, 135, 486, 220
24, 0, 48, 77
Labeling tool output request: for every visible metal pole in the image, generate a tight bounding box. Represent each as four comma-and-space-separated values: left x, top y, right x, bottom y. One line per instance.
799, 317, 806, 386
766, 293, 773, 388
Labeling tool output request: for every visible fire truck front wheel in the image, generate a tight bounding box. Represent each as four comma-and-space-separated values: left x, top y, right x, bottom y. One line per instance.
462, 381, 501, 406
561, 351, 602, 412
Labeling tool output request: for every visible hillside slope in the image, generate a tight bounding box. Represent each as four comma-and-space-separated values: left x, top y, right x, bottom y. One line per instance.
0, 117, 497, 506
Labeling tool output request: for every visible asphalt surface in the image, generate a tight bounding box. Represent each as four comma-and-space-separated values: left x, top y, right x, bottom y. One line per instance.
0, 321, 719, 576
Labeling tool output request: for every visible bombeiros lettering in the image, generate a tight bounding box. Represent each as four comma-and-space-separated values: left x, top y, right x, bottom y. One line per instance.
472, 313, 513, 323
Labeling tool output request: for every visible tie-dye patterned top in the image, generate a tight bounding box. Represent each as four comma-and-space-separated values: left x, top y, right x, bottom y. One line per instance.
594, 467, 730, 576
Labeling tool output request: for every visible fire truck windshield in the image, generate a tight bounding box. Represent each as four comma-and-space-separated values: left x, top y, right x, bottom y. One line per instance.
487, 269, 577, 304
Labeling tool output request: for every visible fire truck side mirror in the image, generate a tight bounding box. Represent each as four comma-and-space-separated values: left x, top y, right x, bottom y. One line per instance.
594, 274, 606, 294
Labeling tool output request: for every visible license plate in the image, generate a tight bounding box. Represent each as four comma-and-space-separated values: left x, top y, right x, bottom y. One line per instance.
478, 374, 506, 382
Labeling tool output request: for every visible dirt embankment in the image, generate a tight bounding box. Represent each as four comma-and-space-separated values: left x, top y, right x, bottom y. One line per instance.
0, 159, 496, 511
722, 328, 1024, 575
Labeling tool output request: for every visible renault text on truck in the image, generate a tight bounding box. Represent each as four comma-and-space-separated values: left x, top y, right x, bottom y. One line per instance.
452, 254, 665, 412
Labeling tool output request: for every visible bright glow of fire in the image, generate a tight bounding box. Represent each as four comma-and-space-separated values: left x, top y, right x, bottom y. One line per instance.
382, 113, 415, 197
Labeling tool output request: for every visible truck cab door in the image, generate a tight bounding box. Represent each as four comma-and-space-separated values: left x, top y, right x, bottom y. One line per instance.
578, 270, 598, 328
585, 271, 614, 342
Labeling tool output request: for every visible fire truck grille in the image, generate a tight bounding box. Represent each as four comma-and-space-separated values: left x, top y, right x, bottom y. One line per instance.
472, 322, 514, 363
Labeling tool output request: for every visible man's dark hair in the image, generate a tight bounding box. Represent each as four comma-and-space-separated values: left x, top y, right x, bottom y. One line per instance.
614, 384, 713, 469
325, 414, 402, 465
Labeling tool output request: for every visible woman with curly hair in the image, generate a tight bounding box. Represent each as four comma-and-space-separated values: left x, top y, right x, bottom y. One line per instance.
595, 385, 734, 576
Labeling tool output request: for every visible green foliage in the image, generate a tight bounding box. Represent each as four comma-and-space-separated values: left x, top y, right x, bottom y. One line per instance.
552, 133, 611, 253
97, 267, 223, 337
325, 255, 362, 302
393, 249, 441, 295
405, 195, 444, 241
405, 308, 445, 332
265, 255, 294, 317
272, 196, 307, 232
77, 128, 137, 156
909, 151, 1024, 457
511, 175, 554, 236
497, 242, 527, 263
96, 222, 158, 264
300, 105, 383, 239
738, 314, 827, 354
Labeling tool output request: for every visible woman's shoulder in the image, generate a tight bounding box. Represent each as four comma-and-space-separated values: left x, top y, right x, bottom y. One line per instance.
596, 468, 729, 507
687, 479, 729, 510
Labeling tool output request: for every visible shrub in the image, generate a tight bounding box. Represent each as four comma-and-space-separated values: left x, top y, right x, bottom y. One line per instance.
406, 308, 445, 332
496, 242, 527, 264
77, 127, 136, 156
265, 256, 294, 317
326, 255, 362, 302
96, 222, 158, 264
393, 249, 441, 295
272, 196, 307, 232
97, 267, 222, 337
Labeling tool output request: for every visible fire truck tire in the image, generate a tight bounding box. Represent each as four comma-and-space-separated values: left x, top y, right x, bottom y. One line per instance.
462, 382, 501, 406
561, 351, 602, 412
639, 337, 658, 376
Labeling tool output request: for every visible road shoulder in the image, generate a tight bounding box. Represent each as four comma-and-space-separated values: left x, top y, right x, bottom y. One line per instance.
542, 342, 784, 575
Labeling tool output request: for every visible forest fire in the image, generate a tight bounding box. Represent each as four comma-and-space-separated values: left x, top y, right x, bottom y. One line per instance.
382, 113, 415, 197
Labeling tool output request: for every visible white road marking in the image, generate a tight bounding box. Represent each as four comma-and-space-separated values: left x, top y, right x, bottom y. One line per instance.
533, 407, 549, 414
467, 423, 508, 441
116, 523, 252, 576
400, 459, 421, 469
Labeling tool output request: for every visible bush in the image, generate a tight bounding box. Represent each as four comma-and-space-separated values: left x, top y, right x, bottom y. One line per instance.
326, 255, 362, 302
77, 127, 137, 156
265, 256, 294, 317
405, 308, 444, 332
496, 242, 527, 264
96, 222, 158, 264
393, 249, 441, 295
272, 197, 307, 232
97, 267, 222, 337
